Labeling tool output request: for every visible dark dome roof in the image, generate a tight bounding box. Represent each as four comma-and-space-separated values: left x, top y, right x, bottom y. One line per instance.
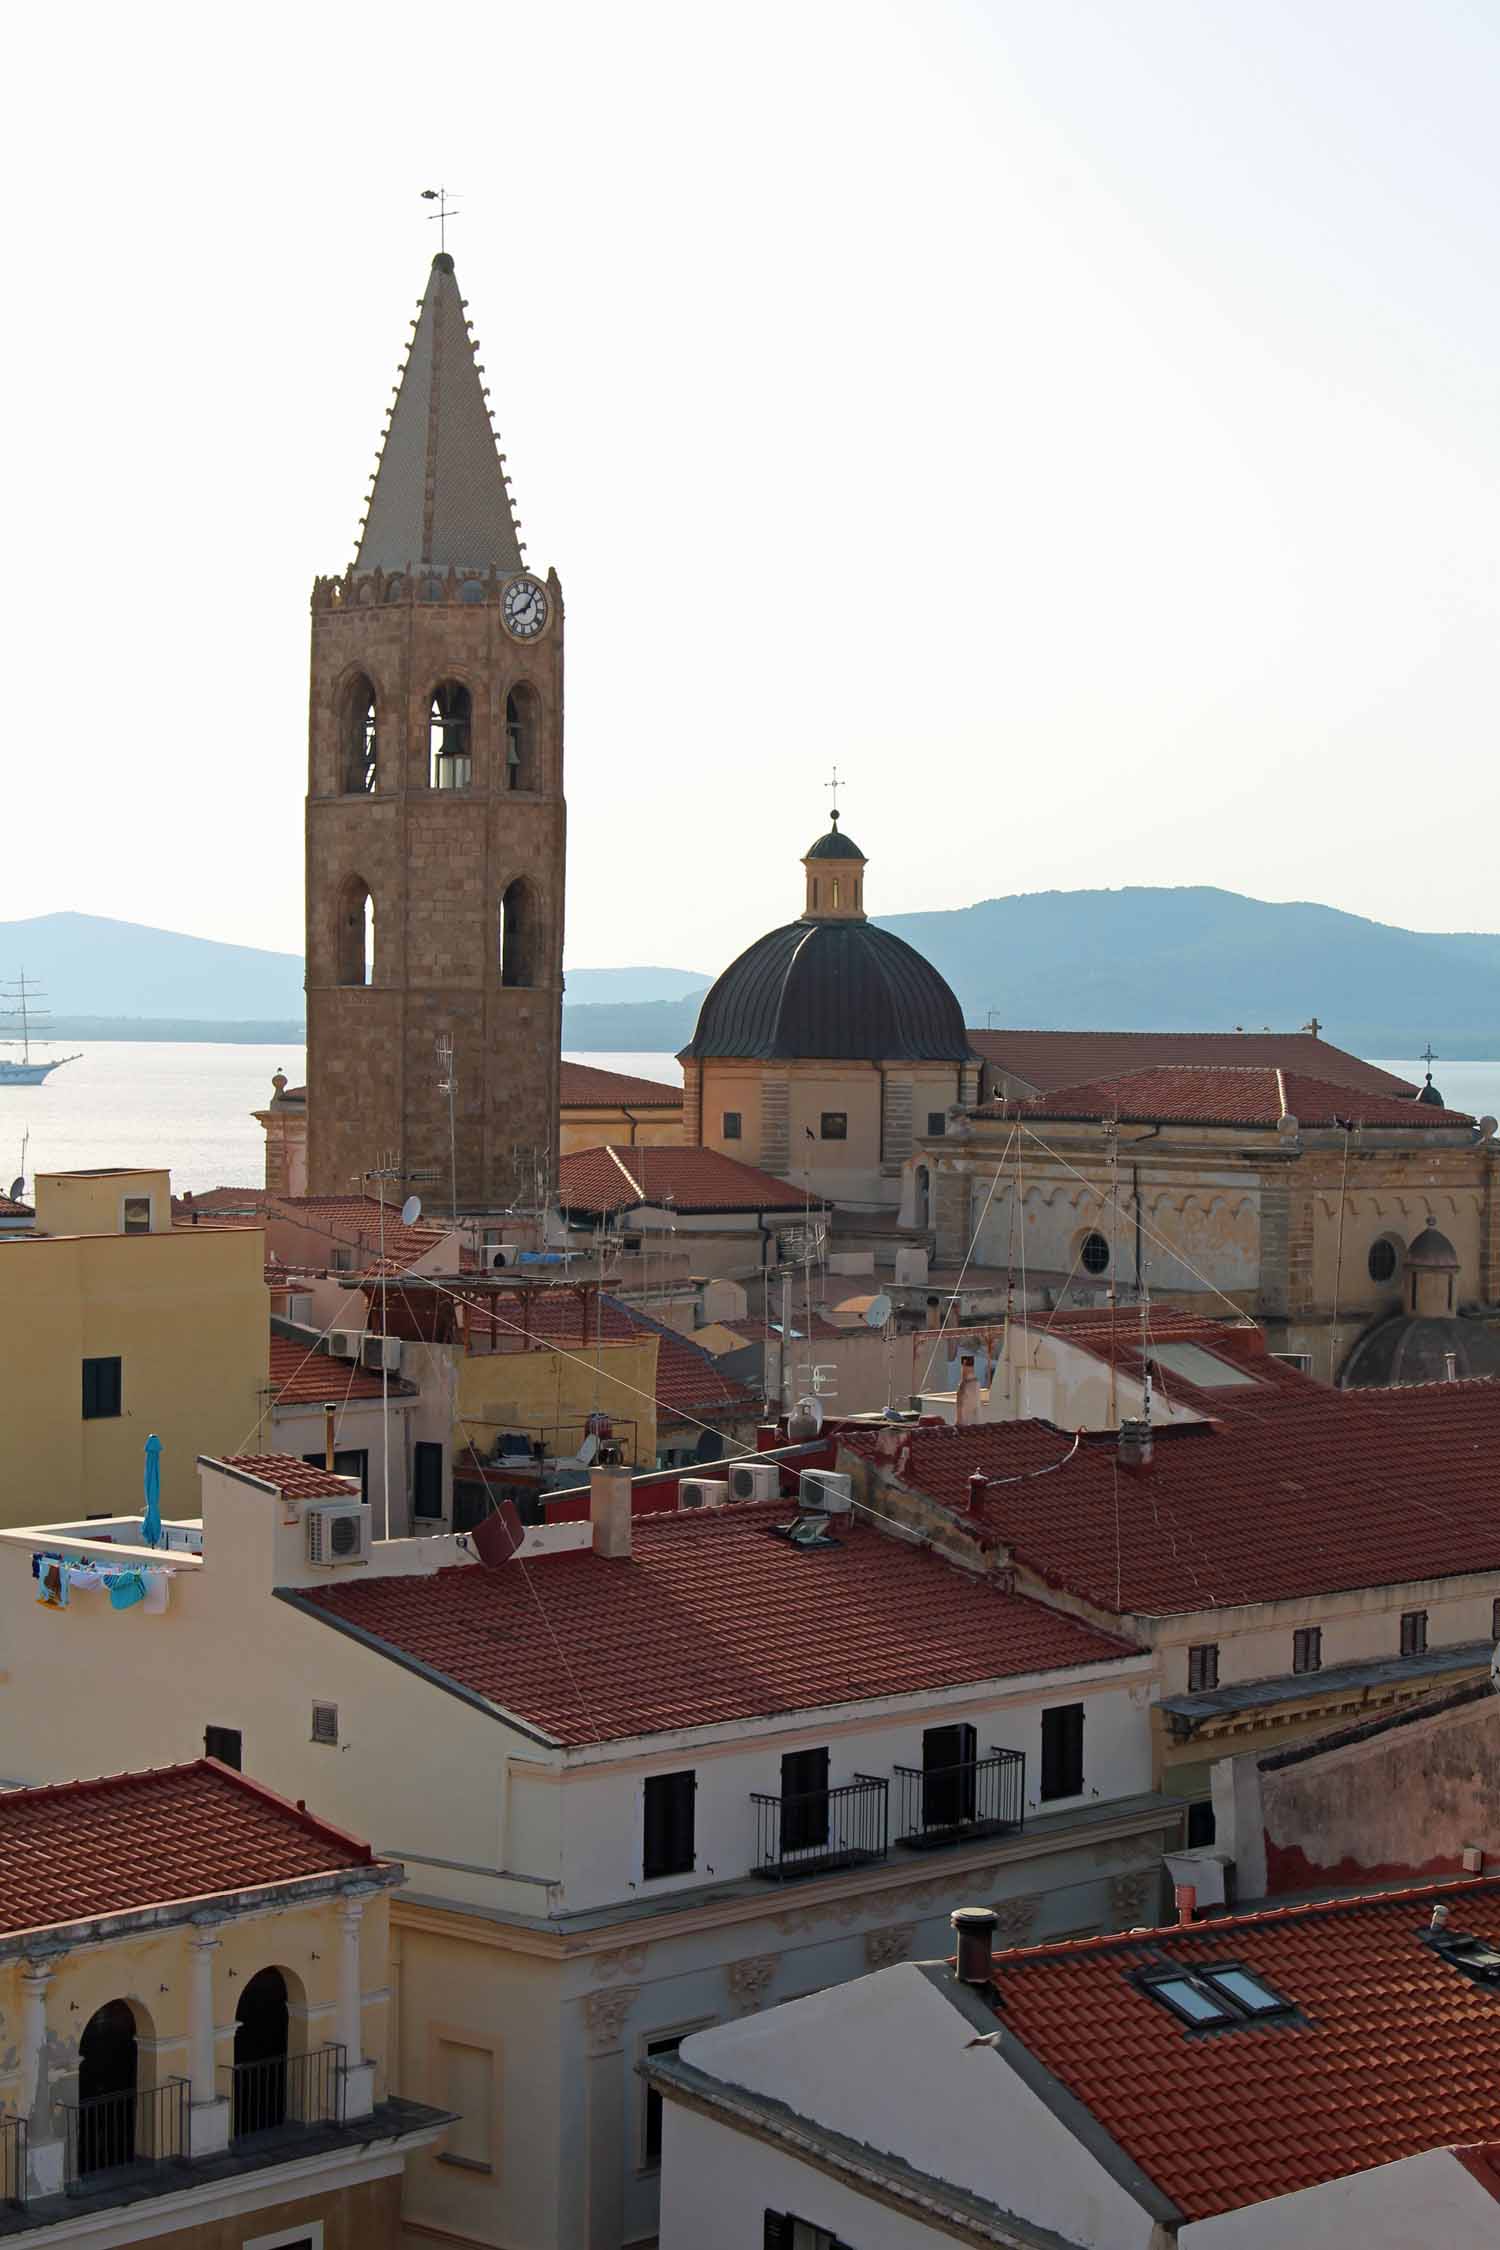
1416, 1075, 1447, 1107
685, 919, 972, 1063
804, 824, 865, 862
1407, 1220, 1460, 1270
1342, 1314, 1500, 1388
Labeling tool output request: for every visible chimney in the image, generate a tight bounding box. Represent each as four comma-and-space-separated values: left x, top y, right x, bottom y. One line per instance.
951, 1906, 999, 1986
1175, 1883, 1197, 1926
1443, 1351, 1459, 1383
956, 1355, 979, 1427
1118, 1417, 1153, 1470
925, 1294, 941, 1331
966, 1468, 988, 1516
590, 1464, 633, 1559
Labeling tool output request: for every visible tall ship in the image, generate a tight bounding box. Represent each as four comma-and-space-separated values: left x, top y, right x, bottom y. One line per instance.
0, 974, 80, 1087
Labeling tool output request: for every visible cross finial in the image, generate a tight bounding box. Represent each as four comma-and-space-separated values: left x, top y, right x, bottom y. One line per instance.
421, 186, 460, 254
1421, 1041, 1438, 1070
827, 762, 841, 829
1302, 1016, 1322, 1039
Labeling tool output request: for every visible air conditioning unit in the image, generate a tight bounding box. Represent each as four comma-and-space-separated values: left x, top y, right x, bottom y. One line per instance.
305, 1505, 369, 1566
678, 1478, 729, 1512
491, 1245, 517, 1269
328, 1330, 364, 1361
799, 1469, 853, 1516
729, 1459, 781, 1503
363, 1336, 403, 1372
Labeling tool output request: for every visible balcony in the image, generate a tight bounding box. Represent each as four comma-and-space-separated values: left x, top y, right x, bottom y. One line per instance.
221, 2043, 346, 2149
894, 1749, 1025, 1850
62, 2078, 190, 2193
752, 1776, 889, 1880
0, 2118, 24, 2213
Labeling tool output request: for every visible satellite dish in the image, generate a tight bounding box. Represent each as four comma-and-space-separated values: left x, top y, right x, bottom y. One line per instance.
7, 1178, 22, 1203
865, 1293, 893, 1329
1480, 1117, 1499, 1142
400, 1194, 423, 1227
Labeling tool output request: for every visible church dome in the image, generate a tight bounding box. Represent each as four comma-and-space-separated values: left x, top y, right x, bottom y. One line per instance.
685, 918, 971, 1063
804, 821, 865, 861
1406, 1219, 1460, 1270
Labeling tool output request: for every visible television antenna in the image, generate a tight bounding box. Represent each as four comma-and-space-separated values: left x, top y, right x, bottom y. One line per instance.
421, 186, 460, 254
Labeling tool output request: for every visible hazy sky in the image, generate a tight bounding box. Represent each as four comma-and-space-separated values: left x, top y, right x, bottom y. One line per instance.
6, 1, 1498, 977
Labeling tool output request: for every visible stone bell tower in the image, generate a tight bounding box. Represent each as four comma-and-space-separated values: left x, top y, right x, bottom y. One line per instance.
304, 252, 565, 1208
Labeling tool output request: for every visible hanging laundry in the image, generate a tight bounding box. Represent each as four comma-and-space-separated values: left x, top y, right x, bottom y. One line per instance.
140, 1569, 170, 1615
35, 1560, 68, 1609
104, 1572, 146, 1612
67, 1564, 104, 1591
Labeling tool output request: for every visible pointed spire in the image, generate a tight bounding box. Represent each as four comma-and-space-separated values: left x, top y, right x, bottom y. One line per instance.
355, 254, 525, 574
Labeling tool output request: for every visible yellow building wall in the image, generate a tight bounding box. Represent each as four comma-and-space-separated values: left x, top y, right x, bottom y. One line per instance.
559, 1104, 684, 1155
786, 1066, 882, 1173
696, 1062, 767, 1162
457, 1335, 659, 1467
34, 1168, 173, 1237
0, 1228, 269, 1524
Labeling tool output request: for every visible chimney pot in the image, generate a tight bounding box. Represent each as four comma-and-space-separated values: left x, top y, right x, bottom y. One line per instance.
589, 1464, 633, 1559
1175, 1883, 1197, 1926
925, 1294, 942, 1332
956, 1355, 980, 1428
1118, 1417, 1154, 1470
966, 1468, 988, 1515
951, 1906, 999, 1986
1443, 1351, 1459, 1383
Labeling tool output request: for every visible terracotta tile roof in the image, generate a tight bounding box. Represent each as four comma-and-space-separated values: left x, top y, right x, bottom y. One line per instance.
558, 1145, 822, 1216
0, 1193, 32, 1218
0, 1760, 375, 1935
213, 1454, 363, 1499
299, 1503, 1139, 1744
978, 1066, 1473, 1130
468, 1292, 761, 1425
266, 1193, 448, 1271
985, 1877, 1500, 2220
845, 1375, 1500, 1612
173, 1186, 271, 1216
267, 1334, 415, 1407
967, 1030, 1420, 1100
559, 1061, 683, 1109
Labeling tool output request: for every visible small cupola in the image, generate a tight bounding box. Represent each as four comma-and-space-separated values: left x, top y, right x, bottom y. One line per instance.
802, 806, 867, 921
1414, 1043, 1446, 1109
1406, 1217, 1460, 1315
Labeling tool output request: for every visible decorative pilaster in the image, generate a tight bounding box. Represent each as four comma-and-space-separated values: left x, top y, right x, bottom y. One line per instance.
582, 1988, 637, 2250
20, 1959, 62, 2199
187, 1921, 232, 2156
337, 1891, 377, 2120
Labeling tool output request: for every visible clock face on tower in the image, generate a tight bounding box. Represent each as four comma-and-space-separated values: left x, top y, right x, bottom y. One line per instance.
502, 575, 549, 640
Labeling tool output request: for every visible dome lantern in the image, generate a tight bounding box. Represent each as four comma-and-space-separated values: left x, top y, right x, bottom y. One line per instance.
802, 806, 867, 921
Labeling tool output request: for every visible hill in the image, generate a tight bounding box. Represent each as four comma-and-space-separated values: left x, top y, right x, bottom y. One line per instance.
0, 913, 305, 1021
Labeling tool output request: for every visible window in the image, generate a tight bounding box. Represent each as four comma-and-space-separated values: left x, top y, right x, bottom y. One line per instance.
342, 671, 377, 794
764, 2217, 857, 2250
413, 1442, 444, 1520
310, 1702, 338, 1746
437, 2040, 493, 2171
643, 1770, 695, 1879
831, 879, 841, 910
1293, 1626, 1322, 1675
81, 1357, 122, 1420
1079, 1230, 1110, 1276
722, 1111, 743, 1141
429, 681, 472, 789
337, 877, 375, 986
505, 683, 540, 791
205, 1725, 242, 1770
1401, 1609, 1428, 1657
641, 2032, 686, 2168
1187, 1798, 1217, 1848
779, 1746, 829, 1854
1187, 1643, 1219, 1693
819, 1112, 848, 1141
498, 878, 536, 988
1040, 1703, 1084, 1801
1368, 1237, 1399, 1285
1492, 1596, 1500, 1643
121, 1196, 151, 1235
1140, 1962, 1290, 2030
921, 1720, 977, 1830
927, 1111, 947, 1136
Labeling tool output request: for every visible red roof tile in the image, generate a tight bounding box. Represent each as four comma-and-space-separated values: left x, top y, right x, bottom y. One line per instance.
968, 1030, 1420, 1100
979, 1065, 1473, 1130
0, 1193, 32, 1218
845, 1378, 1500, 1613
0, 1760, 375, 1935
558, 1145, 822, 1215
265, 1193, 448, 1272
559, 1061, 683, 1108
299, 1503, 1139, 1744
214, 1454, 363, 1499
267, 1334, 414, 1406
986, 1877, 1500, 2220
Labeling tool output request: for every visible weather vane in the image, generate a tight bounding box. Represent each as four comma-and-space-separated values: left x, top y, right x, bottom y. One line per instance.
421, 186, 460, 254
827, 761, 842, 826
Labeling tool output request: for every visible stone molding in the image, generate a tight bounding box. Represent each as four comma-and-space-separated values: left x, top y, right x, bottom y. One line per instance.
725, 1954, 780, 2015
590, 1944, 648, 1984
582, 1986, 639, 2056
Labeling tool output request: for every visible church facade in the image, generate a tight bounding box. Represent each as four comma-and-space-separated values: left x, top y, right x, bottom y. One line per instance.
304, 253, 565, 1206
681, 813, 978, 1210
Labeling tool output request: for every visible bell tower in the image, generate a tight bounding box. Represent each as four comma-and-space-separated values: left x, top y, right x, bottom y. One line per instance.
304, 252, 565, 1207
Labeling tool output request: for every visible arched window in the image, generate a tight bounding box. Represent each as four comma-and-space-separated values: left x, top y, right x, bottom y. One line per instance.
233, 1968, 289, 2139
338, 878, 375, 987
505, 684, 541, 791
341, 673, 377, 793
832, 878, 841, 909
78, 1999, 141, 2178
429, 682, 472, 790
811, 878, 820, 910
1079, 1230, 1111, 1275
499, 879, 537, 988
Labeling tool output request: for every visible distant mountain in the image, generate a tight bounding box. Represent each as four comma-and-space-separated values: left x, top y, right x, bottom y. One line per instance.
0, 913, 304, 1021
561, 888, 1500, 1059
562, 966, 709, 1005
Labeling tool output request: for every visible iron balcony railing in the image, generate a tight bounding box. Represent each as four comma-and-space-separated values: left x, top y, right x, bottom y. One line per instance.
893, 1749, 1025, 1849
0, 2114, 26, 2210
220, 2043, 346, 2147
62, 2077, 190, 2192
751, 1775, 889, 1880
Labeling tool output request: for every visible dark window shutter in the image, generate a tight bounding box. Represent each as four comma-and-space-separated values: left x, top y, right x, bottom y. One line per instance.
780, 1747, 830, 1853
763, 2216, 794, 2250
644, 1771, 696, 1878
1041, 1704, 1084, 1800
413, 1441, 444, 1518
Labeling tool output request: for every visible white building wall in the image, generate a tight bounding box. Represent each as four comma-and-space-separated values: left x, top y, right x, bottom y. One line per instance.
660, 2101, 951, 2249
1154, 1579, 1498, 1695
1181, 2146, 1500, 2249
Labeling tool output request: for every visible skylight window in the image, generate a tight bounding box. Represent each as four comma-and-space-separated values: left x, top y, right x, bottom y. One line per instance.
1149, 1342, 1257, 1389
1139, 1961, 1292, 2030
